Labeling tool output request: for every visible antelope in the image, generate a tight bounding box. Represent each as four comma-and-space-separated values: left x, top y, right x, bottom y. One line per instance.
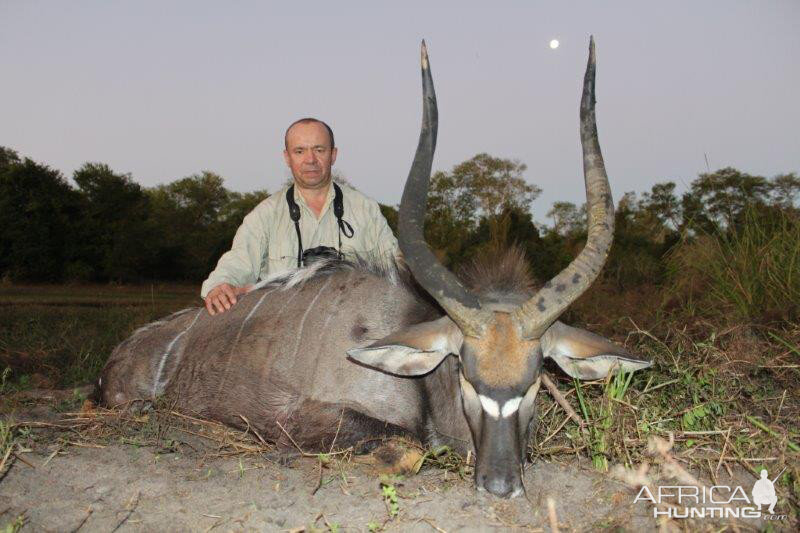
100, 38, 651, 498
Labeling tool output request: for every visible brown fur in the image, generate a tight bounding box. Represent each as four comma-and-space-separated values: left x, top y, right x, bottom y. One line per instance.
455, 247, 541, 388
273, 401, 410, 450
466, 313, 538, 388
368, 440, 425, 475
100, 260, 444, 452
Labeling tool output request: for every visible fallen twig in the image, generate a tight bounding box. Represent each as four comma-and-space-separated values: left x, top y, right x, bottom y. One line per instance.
541, 373, 585, 430
715, 427, 731, 478
110, 491, 140, 533
68, 506, 93, 533
237, 415, 272, 449
745, 415, 800, 452
11, 451, 36, 468
274, 419, 312, 457
0, 445, 13, 476
420, 517, 448, 532
547, 497, 560, 533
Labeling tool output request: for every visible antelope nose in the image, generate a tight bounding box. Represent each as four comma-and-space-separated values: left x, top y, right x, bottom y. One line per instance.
479, 473, 518, 498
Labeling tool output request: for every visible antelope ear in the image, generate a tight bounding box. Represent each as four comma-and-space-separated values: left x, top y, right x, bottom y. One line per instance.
347, 316, 464, 376
541, 321, 651, 380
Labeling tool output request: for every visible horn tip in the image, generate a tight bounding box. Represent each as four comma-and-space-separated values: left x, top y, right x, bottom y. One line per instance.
421, 39, 429, 70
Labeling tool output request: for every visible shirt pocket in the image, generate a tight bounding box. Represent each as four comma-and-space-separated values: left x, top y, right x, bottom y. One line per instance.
269, 238, 300, 265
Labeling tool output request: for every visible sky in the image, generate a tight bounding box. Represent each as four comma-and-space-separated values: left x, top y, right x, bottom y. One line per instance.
1, 1, 798, 222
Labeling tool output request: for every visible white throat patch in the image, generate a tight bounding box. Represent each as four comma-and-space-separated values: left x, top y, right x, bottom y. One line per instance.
478, 395, 523, 419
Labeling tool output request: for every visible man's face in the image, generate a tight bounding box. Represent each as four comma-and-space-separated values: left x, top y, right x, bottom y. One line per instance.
283, 122, 338, 190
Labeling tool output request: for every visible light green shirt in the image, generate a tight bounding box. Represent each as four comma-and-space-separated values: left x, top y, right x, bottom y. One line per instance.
201, 184, 399, 298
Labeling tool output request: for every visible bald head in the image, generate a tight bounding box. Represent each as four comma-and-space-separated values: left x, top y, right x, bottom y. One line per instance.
284, 118, 335, 150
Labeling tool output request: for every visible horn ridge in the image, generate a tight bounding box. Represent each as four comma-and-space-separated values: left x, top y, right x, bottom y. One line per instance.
512, 36, 615, 339
398, 41, 492, 338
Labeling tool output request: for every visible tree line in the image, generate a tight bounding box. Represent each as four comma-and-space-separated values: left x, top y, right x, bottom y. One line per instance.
1, 145, 798, 298
0, 147, 268, 282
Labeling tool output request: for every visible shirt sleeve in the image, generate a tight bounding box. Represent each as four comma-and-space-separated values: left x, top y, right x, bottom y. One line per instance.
200, 208, 268, 298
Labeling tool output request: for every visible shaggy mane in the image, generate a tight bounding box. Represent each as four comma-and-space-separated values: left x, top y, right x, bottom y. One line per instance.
251, 255, 416, 294
456, 245, 537, 299
247, 246, 537, 307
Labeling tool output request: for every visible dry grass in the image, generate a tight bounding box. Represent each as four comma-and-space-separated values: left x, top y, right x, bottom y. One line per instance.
7, 404, 274, 460
666, 207, 800, 324
528, 320, 800, 527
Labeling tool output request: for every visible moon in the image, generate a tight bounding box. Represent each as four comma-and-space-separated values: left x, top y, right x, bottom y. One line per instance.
549, 39, 559, 49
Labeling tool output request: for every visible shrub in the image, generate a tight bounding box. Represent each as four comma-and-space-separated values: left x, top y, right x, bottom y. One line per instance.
666, 206, 800, 323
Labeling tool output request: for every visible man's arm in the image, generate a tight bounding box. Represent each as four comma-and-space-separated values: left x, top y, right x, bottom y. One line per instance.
201, 208, 268, 314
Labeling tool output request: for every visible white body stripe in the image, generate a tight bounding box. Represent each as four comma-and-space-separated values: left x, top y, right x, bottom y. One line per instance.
215, 287, 289, 399
229, 288, 278, 351
243, 288, 273, 326
152, 309, 203, 396
478, 394, 524, 419
290, 277, 332, 359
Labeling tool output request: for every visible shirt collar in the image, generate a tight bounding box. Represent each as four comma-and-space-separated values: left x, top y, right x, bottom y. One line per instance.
293, 182, 334, 219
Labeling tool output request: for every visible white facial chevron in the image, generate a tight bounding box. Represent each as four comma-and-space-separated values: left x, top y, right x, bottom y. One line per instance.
478, 395, 523, 419
501, 396, 523, 418
478, 395, 500, 418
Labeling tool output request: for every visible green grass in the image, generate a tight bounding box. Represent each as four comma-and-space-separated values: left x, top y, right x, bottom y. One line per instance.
574, 368, 635, 472
379, 475, 401, 519
0, 514, 27, 533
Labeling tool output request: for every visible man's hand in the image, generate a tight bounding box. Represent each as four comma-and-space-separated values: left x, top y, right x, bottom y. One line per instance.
205, 283, 253, 315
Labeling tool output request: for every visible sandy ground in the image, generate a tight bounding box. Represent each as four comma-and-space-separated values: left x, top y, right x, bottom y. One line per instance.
0, 399, 788, 532
2, 444, 656, 532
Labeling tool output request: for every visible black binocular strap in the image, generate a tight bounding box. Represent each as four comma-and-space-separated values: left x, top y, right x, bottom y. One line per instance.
286, 183, 354, 266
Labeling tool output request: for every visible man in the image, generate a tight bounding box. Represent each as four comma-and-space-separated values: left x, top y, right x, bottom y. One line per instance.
752, 469, 778, 514
202, 118, 399, 315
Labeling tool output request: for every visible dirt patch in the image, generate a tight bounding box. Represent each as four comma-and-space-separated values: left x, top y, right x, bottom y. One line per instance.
2, 441, 657, 531
0, 400, 792, 532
